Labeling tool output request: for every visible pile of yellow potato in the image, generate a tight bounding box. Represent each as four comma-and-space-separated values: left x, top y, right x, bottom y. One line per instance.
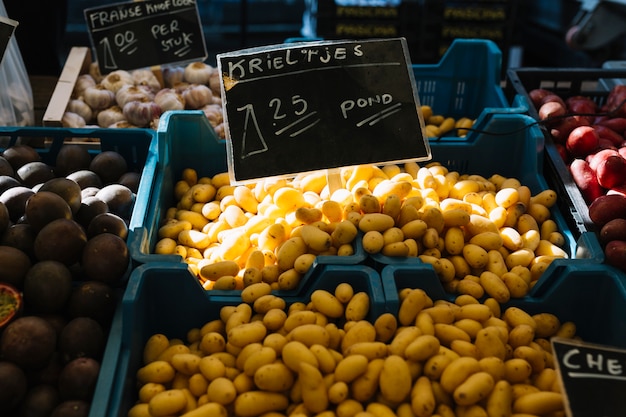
128, 281, 569, 417
155, 159, 567, 300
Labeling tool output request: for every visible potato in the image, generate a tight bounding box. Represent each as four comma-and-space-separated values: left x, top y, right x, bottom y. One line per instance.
588, 194, 626, 227
604, 240, 626, 271
596, 154, 626, 189
600, 218, 626, 245
569, 158, 605, 204
566, 126, 599, 158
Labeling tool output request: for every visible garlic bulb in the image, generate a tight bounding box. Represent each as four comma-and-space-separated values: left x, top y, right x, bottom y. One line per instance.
123, 98, 161, 127
132, 69, 162, 93
97, 105, 126, 128
183, 84, 213, 109
66, 99, 94, 124
201, 103, 223, 126
116, 84, 155, 108
62, 111, 86, 128
162, 65, 185, 88
101, 70, 133, 93
184, 62, 214, 85
83, 85, 116, 110
209, 70, 221, 97
74, 74, 97, 99
154, 88, 185, 112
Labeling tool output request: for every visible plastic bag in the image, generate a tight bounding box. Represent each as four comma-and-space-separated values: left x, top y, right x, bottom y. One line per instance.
0, 0, 34, 129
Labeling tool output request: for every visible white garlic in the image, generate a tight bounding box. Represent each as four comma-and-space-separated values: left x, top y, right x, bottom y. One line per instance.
116, 84, 155, 108
66, 99, 94, 124
182, 84, 213, 109
131, 69, 162, 93
83, 85, 116, 110
62, 111, 87, 128
154, 88, 185, 112
162, 65, 185, 88
73, 74, 97, 99
123, 99, 161, 127
97, 105, 126, 128
184, 61, 214, 85
101, 70, 133, 93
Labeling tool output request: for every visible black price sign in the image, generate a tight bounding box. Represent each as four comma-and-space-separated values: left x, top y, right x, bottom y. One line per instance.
84, 0, 207, 72
217, 38, 430, 184
0, 15, 17, 63
552, 337, 626, 417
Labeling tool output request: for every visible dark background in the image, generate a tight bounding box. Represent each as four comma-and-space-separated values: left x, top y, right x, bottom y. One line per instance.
4, 0, 626, 77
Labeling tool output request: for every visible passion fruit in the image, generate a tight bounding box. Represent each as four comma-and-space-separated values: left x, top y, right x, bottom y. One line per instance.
0, 283, 22, 330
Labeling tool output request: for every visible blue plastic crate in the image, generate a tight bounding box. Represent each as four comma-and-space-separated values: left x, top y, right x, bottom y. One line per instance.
368, 111, 604, 272
381, 261, 626, 348
411, 38, 512, 123
128, 110, 367, 270
90, 261, 385, 417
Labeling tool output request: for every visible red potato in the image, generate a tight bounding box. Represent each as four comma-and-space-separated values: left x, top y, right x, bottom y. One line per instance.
549, 115, 590, 144
587, 148, 620, 171
596, 154, 626, 189
566, 125, 600, 157
528, 88, 554, 108
604, 240, 626, 271
540, 94, 566, 107
538, 101, 566, 124
569, 158, 606, 204
593, 124, 624, 146
588, 193, 626, 227
597, 117, 626, 134
597, 138, 618, 151
599, 218, 626, 245
607, 85, 626, 117
618, 146, 626, 160
566, 96, 598, 124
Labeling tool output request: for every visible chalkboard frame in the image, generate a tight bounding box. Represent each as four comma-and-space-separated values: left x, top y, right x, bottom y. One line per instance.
552, 337, 626, 417
84, 0, 207, 73
217, 37, 430, 184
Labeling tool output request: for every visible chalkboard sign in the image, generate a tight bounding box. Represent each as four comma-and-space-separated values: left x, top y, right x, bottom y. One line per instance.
84, 0, 207, 72
217, 38, 429, 184
0, 15, 17, 63
552, 337, 626, 417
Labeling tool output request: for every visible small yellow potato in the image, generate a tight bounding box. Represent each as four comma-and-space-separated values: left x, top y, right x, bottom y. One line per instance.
234, 185, 259, 213
532, 312, 560, 338
227, 321, 267, 348
154, 237, 178, 255
293, 253, 316, 274
453, 371, 495, 406
344, 341, 388, 360
514, 345, 545, 374
400, 219, 428, 240
287, 323, 331, 347
136, 360, 176, 384
311, 289, 345, 318
359, 193, 382, 214
474, 326, 507, 360
282, 340, 319, 372
206, 377, 237, 405
276, 236, 307, 271
335, 282, 355, 303
158, 219, 193, 240
342, 320, 377, 352
508, 324, 535, 349
379, 355, 412, 403
500, 226, 523, 251
257, 223, 287, 252
373, 313, 398, 343
398, 288, 430, 326
465, 214, 499, 236
503, 306, 537, 330
530, 189, 558, 208
254, 362, 295, 392
443, 226, 465, 256
345, 292, 371, 321
501, 271, 530, 298
362, 230, 385, 254
138, 382, 166, 404
504, 358, 533, 383
309, 344, 337, 374
180, 402, 228, 417
455, 303, 492, 322
479, 271, 511, 303
322, 200, 343, 223
485, 379, 513, 417
439, 356, 481, 393
512, 391, 564, 415
358, 213, 396, 233
300, 224, 332, 252
143, 334, 171, 364
405, 334, 441, 362
331, 220, 359, 246
335, 354, 369, 383
148, 389, 187, 417
233, 391, 290, 417
434, 323, 471, 346
299, 361, 329, 413
462, 243, 489, 269
171, 353, 201, 376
